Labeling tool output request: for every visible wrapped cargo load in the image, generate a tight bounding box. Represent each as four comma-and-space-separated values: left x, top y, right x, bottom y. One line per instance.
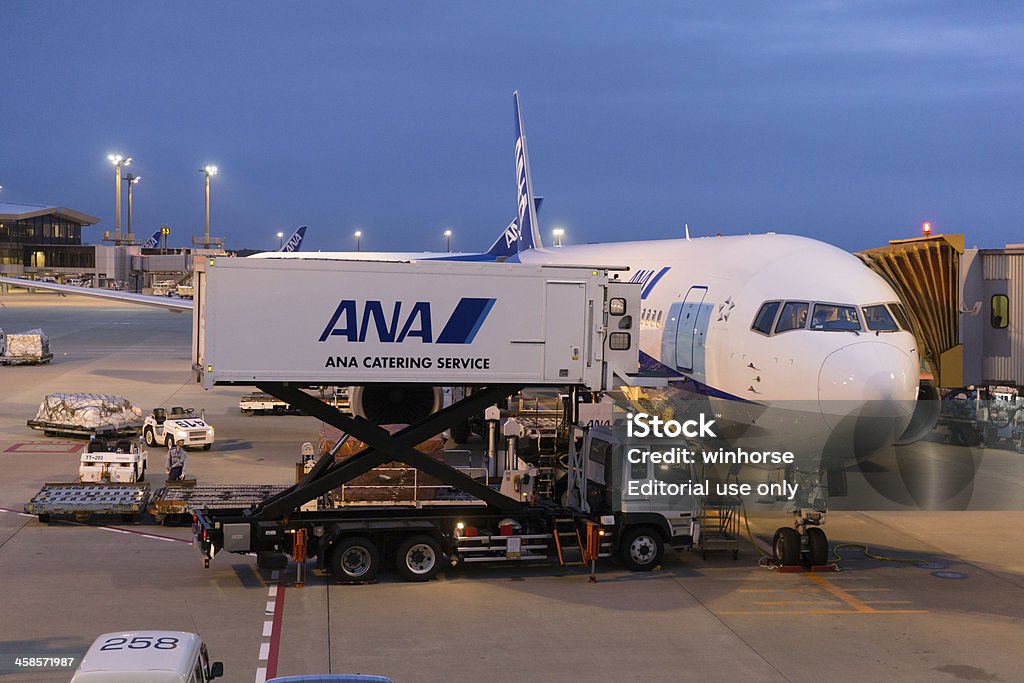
319, 424, 446, 504
1, 328, 52, 364
33, 393, 144, 432
7, 329, 50, 358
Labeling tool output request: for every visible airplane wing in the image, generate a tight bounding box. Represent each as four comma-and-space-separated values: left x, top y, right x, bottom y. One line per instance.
0, 276, 193, 312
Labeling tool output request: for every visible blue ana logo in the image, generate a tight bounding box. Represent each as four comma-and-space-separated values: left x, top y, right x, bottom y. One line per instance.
503, 218, 521, 249
629, 267, 671, 299
319, 297, 496, 344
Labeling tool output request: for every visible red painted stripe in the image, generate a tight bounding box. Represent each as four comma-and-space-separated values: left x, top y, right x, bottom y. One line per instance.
0, 509, 192, 544
265, 580, 286, 678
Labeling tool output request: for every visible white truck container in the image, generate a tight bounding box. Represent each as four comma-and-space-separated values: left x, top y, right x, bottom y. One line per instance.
192, 258, 639, 392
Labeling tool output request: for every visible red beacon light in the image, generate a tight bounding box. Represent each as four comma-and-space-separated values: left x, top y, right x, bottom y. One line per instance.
922, 221, 933, 236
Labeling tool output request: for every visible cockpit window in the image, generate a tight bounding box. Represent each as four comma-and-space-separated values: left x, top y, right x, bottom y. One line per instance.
862, 304, 899, 332
888, 302, 911, 331
810, 303, 861, 331
751, 301, 781, 335
775, 302, 809, 333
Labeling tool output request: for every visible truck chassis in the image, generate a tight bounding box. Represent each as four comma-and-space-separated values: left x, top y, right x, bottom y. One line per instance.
193, 383, 682, 582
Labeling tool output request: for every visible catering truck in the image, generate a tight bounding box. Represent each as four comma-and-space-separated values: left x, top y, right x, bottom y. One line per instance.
189, 258, 693, 581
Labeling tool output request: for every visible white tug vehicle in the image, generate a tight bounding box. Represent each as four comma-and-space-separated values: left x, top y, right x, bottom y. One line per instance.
79, 437, 149, 483
143, 407, 215, 450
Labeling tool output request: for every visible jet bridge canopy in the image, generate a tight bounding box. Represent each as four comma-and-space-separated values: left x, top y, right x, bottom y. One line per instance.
857, 234, 962, 387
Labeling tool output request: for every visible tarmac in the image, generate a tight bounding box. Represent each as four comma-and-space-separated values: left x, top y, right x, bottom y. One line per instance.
1, 292, 1023, 682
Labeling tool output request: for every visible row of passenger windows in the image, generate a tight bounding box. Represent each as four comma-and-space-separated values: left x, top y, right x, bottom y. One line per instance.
752, 300, 910, 335
641, 307, 665, 327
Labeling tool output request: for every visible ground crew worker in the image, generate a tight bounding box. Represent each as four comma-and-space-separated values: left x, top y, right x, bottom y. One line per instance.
167, 439, 187, 481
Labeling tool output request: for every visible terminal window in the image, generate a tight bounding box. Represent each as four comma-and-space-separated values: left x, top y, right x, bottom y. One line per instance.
991, 295, 1009, 329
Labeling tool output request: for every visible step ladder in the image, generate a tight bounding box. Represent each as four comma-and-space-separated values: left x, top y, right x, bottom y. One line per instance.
534, 465, 556, 499
695, 495, 741, 560
552, 517, 585, 566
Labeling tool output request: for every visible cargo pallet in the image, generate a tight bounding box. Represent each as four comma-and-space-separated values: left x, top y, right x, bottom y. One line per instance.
25, 482, 151, 524
27, 419, 143, 438
1, 353, 53, 366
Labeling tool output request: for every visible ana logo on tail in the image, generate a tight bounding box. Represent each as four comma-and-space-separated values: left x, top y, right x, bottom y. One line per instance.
141, 231, 161, 249
280, 226, 307, 252
514, 91, 542, 252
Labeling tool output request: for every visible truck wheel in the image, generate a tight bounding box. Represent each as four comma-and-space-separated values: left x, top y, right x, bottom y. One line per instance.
619, 526, 664, 571
395, 534, 442, 582
806, 527, 828, 566
165, 436, 174, 449
772, 527, 801, 566
202, 444, 212, 451
144, 427, 156, 447
328, 536, 379, 583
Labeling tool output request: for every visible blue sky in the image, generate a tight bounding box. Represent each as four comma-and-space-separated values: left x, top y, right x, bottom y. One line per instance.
3, 2, 1021, 252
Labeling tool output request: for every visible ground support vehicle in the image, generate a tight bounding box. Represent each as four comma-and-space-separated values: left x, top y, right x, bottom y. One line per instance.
25, 482, 151, 524
143, 407, 215, 450
79, 437, 149, 483
190, 259, 689, 580
70, 631, 222, 682
239, 392, 301, 415
938, 386, 1024, 450
239, 389, 349, 416
194, 384, 697, 582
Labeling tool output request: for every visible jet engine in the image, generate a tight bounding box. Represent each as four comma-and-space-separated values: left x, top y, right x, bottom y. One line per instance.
347, 385, 443, 425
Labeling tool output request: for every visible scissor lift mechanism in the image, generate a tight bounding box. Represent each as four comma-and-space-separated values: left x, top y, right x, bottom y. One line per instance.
240, 383, 529, 520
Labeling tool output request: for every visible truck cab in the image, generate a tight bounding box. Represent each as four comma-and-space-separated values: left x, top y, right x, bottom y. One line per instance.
565, 422, 699, 571
143, 407, 215, 450
79, 437, 148, 483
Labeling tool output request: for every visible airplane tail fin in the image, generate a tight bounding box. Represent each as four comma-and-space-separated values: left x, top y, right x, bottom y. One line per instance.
484, 197, 543, 259
141, 230, 160, 249
279, 226, 307, 252
514, 91, 544, 252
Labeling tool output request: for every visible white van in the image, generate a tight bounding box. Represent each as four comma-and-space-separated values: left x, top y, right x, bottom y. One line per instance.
70, 631, 223, 683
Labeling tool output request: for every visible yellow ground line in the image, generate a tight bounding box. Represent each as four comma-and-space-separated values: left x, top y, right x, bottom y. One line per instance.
805, 573, 878, 612
811, 610, 928, 615
718, 609, 928, 616
754, 601, 836, 605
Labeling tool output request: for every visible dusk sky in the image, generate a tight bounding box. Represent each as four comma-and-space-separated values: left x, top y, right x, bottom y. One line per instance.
3, 2, 1022, 253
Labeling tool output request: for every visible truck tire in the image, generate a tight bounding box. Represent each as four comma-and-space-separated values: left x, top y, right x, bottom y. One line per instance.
202, 444, 212, 451
395, 534, 442, 582
328, 536, 380, 583
144, 427, 156, 447
165, 436, 174, 449
619, 526, 664, 571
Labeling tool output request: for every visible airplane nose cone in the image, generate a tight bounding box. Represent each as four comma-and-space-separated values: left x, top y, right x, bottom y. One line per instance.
818, 342, 919, 451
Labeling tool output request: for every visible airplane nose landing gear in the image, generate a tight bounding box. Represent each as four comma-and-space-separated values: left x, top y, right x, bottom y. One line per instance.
773, 508, 830, 568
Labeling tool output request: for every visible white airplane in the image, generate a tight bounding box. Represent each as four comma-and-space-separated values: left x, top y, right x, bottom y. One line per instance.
0, 92, 930, 563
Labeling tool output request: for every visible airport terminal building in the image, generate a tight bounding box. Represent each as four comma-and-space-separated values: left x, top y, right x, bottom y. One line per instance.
0, 200, 190, 289
0, 201, 99, 273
